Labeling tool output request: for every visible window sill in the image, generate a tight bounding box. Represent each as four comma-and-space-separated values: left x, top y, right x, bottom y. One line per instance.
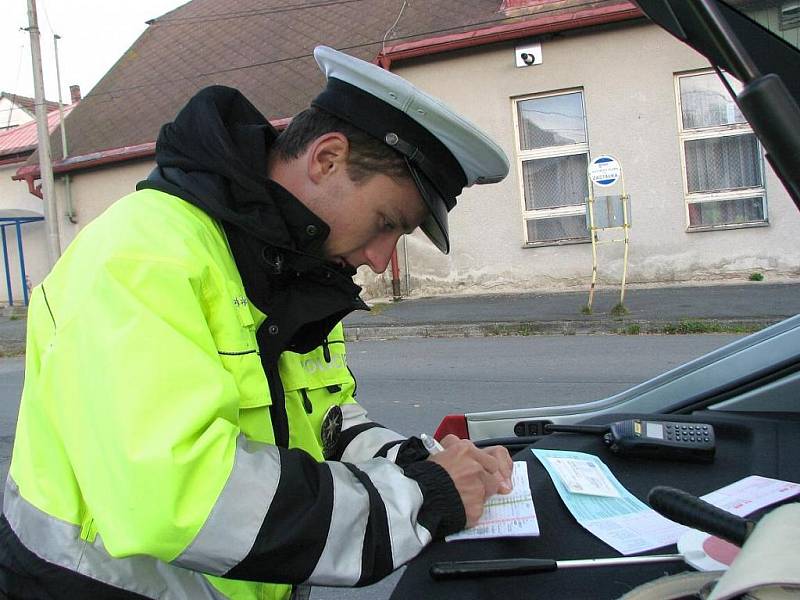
523, 237, 591, 249
686, 220, 769, 233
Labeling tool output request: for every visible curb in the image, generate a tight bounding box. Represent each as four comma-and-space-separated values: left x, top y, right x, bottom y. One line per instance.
0, 306, 27, 318
0, 340, 26, 357
343, 318, 778, 341
0, 318, 782, 355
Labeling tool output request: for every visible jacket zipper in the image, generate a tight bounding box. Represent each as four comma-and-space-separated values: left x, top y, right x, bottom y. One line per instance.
300, 389, 313, 414
322, 337, 331, 363
265, 361, 290, 447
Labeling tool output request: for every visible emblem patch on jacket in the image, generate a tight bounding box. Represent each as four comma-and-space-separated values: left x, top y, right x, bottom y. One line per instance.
321, 405, 343, 459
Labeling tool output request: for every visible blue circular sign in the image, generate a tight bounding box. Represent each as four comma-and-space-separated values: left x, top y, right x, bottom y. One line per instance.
588, 155, 621, 187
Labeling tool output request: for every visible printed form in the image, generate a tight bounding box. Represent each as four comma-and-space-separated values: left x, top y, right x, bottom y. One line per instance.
700, 475, 800, 517
446, 461, 540, 541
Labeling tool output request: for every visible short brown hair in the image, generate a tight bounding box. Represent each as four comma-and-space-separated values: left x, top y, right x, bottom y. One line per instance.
272, 106, 409, 183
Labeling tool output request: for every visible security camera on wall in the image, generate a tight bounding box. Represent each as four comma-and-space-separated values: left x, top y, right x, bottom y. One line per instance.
515, 43, 542, 68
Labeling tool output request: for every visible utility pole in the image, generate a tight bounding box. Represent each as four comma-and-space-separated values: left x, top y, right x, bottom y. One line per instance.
53, 33, 76, 223
53, 34, 68, 158
26, 0, 61, 268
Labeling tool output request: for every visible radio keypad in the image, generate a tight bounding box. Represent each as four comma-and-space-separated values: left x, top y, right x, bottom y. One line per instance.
661, 423, 711, 444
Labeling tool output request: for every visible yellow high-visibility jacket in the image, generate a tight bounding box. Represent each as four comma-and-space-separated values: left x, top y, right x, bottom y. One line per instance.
3, 188, 459, 600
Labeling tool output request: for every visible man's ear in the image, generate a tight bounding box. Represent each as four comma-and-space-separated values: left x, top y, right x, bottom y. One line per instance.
307, 132, 350, 184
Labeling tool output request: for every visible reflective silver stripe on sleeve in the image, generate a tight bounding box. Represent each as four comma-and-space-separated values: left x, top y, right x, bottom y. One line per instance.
307, 459, 432, 584
353, 459, 433, 568
307, 461, 370, 586
340, 403, 370, 426
385, 444, 401, 463
174, 434, 281, 574
3, 477, 227, 600
340, 405, 405, 463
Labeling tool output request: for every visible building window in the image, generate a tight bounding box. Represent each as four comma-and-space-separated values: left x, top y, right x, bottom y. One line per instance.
781, 1, 800, 30
513, 90, 590, 246
676, 71, 767, 231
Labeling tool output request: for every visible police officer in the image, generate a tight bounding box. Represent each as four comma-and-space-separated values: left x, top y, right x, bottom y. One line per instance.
0, 46, 512, 600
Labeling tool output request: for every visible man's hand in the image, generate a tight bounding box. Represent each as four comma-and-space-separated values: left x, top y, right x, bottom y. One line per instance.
427, 435, 513, 527
480, 444, 514, 494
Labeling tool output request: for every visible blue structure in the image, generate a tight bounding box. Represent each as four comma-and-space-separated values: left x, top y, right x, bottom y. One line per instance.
1, 215, 44, 306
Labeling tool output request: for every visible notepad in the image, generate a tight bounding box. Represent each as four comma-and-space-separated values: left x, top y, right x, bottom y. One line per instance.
446, 461, 540, 541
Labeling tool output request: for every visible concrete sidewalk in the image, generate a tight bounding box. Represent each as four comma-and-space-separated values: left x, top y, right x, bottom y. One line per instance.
2, 281, 799, 353
343, 281, 800, 340
0, 314, 26, 356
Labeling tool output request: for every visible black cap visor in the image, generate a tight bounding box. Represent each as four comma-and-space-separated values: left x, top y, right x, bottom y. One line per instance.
405, 158, 452, 254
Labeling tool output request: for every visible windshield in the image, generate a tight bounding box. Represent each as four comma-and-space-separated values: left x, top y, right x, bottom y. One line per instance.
634, 0, 800, 212
734, 0, 800, 51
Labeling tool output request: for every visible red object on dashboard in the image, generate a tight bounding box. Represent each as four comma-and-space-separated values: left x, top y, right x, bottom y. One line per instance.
434, 414, 469, 441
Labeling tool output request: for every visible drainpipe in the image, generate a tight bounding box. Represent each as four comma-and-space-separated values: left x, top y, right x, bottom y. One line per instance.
24, 174, 43, 199
390, 250, 402, 301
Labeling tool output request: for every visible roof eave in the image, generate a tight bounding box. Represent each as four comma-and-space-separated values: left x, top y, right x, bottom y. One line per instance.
377, 2, 643, 68
0, 155, 31, 168
13, 116, 293, 182
13, 142, 157, 181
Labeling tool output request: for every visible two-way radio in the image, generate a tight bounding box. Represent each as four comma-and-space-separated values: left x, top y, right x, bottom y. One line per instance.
545, 419, 715, 462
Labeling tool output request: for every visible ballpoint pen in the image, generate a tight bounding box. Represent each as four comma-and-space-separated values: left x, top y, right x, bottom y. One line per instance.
420, 433, 445, 455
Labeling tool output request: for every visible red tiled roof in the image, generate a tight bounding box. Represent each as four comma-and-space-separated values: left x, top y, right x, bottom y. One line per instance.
26, 0, 639, 172
0, 92, 60, 118
0, 104, 75, 160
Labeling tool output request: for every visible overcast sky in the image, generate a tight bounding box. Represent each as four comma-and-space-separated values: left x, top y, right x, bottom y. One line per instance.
1, 0, 188, 103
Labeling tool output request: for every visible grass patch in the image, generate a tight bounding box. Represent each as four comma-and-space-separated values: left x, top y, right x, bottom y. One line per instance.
366, 302, 390, 316
483, 323, 543, 336
749, 272, 764, 282
660, 320, 761, 335
621, 324, 641, 335
8, 315, 21, 321
0, 348, 25, 358
580, 305, 592, 315
610, 302, 629, 317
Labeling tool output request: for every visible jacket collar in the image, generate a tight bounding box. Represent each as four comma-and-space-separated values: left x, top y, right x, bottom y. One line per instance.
136, 85, 368, 361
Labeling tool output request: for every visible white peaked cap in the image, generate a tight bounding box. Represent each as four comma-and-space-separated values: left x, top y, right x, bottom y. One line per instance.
312, 45, 509, 254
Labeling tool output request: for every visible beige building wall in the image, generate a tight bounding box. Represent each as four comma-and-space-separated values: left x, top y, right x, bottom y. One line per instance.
0, 97, 33, 131
51, 159, 155, 251
356, 20, 799, 298
13, 22, 799, 303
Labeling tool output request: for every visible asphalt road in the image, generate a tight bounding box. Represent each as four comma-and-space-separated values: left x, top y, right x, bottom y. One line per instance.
0, 356, 24, 501
0, 334, 742, 599
337, 335, 743, 437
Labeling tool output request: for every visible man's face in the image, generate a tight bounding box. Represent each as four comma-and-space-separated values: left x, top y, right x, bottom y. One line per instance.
317, 169, 428, 274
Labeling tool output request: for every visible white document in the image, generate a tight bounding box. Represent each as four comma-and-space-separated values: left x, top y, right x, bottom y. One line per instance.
700, 475, 800, 517
532, 449, 689, 555
548, 457, 621, 498
533, 449, 800, 556
446, 461, 540, 541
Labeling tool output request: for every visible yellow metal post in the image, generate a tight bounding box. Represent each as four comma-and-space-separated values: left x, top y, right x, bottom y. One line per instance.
586, 156, 630, 311
587, 193, 598, 311
620, 183, 630, 305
